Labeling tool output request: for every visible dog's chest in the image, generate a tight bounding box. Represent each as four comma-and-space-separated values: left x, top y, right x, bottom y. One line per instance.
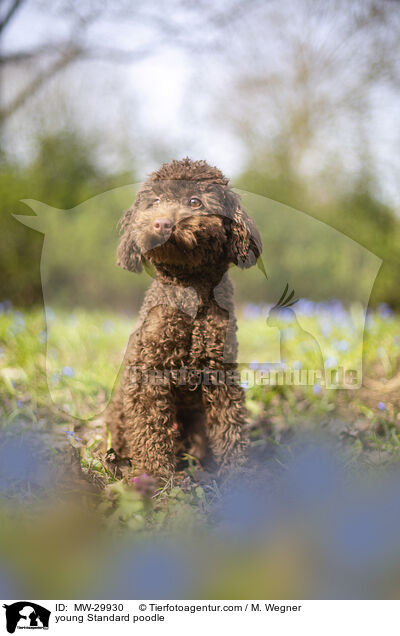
139, 278, 236, 364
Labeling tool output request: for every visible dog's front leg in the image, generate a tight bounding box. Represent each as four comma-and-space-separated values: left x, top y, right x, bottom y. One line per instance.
123, 378, 176, 481
122, 305, 193, 481
202, 379, 249, 475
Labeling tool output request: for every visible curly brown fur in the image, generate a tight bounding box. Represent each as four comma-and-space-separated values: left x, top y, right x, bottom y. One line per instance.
105, 157, 262, 482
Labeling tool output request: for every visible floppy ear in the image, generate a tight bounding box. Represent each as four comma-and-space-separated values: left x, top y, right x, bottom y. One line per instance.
226, 191, 262, 269
116, 205, 143, 273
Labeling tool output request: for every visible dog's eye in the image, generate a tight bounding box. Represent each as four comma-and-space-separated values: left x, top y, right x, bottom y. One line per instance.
189, 197, 202, 209
146, 198, 160, 209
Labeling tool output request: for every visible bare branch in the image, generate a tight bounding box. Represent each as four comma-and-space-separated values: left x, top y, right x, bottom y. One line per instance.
0, 45, 82, 122
0, 43, 63, 64
0, 0, 26, 35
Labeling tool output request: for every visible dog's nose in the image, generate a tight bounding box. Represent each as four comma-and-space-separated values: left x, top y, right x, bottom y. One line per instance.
153, 218, 172, 234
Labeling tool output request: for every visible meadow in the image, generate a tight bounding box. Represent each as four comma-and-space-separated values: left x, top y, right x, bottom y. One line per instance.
1, 300, 400, 504
1, 301, 400, 597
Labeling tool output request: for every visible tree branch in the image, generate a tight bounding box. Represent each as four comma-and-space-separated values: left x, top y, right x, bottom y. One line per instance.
0, 0, 26, 35
0, 45, 82, 122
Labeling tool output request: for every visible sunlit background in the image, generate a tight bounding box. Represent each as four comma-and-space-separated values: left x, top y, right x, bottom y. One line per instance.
1, 0, 400, 308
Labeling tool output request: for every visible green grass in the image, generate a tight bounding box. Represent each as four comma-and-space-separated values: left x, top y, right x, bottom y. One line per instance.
1, 303, 400, 532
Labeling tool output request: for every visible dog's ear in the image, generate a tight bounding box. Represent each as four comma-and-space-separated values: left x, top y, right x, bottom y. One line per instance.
226, 191, 262, 268
116, 205, 143, 273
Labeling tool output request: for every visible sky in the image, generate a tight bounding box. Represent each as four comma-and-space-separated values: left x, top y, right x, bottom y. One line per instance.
1, 1, 246, 179
1, 1, 399, 209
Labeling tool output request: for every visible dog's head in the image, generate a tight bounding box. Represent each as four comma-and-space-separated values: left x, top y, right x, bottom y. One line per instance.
117, 158, 262, 274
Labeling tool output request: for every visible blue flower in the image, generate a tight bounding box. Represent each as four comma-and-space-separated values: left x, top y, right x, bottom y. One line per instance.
0, 300, 12, 313
324, 356, 338, 369
377, 303, 393, 320
50, 373, 59, 385
313, 383, 322, 395
216, 482, 276, 540
365, 313, 374, 330
45, 307, 55, 322
98, 541, 192, 599
62, 430, 82, 442
13, 311, 24, 324
377, 402, 386, 411
321, 322, 332, 337
0, 431, 54, 495
102, 320, 115, 333
8, 311, 25, 335
243, 303, 263, 319
16, 400, 24, 409
67, 315, 79, 327
62, 366, 75, 377
334, 339, 349, 352
280, 443, 343, 508
295, 299, 315, 316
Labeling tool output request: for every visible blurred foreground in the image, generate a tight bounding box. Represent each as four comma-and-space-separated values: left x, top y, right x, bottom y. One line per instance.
1, 303, 400, 598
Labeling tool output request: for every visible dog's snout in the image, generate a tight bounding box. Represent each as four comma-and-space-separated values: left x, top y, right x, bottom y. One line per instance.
153, 218, 172, 234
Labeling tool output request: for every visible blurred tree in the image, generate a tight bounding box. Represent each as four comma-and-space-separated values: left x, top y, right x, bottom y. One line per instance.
214, 0, 400, 203
0, 129, 141, 308
1, 0, 399, 309
1, 127, 399, 309
0, 0, 255, 124
209, 0, 400, 306
232, 165, 400, 307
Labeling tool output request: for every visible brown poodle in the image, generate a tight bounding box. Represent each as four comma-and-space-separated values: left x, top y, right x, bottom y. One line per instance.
105, 158, 262, 481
